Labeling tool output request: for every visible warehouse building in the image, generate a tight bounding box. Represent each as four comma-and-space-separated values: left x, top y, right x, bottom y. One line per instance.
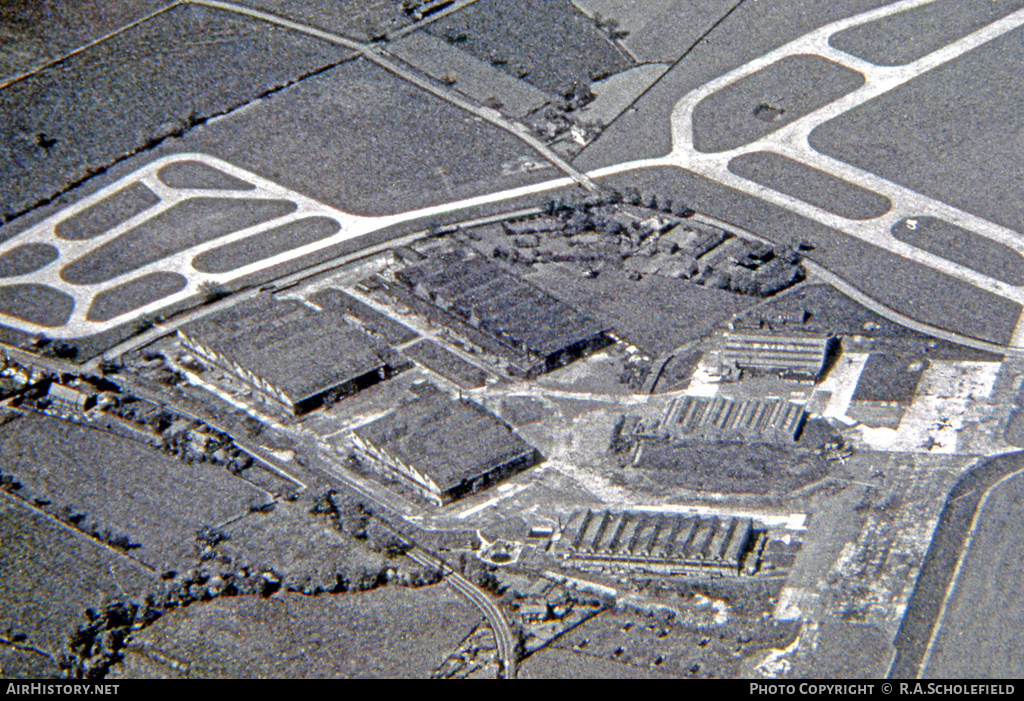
846, 354, 928, 428
351, 383, 541, 505
661, 395, 808, 444
393, 250, 611, 377
556, 509, 766, 578
178, 295, 403, 415
719, 331, 836, 381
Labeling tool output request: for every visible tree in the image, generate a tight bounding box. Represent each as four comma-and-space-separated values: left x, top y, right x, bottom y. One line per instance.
198, 281, 229, 303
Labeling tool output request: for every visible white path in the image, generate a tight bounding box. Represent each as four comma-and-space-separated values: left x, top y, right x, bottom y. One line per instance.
6, 0, 1024, 348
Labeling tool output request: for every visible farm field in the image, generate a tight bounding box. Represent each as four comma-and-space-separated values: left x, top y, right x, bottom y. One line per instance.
425, 0, 632, 96
0, 412, 268, 570
0, 492, 158, 675
112, 584, 482, 678
0, 3, 343, 223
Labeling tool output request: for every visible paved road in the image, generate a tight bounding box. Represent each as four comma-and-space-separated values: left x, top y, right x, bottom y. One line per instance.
5, 0, 1024, 358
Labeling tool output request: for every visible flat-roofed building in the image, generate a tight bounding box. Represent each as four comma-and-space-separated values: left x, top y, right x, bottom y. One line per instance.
47, 383, 93, 414
178, 295, 403, 415
661, 395, 807, 444
393, 250, 611, 377
556, 509, 766, 578
351, 383, 541, 505
846, 354, 928, 428
720, 331, 836, 381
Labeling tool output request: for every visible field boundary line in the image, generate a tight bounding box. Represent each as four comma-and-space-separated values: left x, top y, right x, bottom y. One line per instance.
186, 0, 598, 192
0, 1, 185, 92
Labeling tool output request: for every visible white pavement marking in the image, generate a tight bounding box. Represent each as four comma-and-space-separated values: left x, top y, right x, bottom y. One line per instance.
0, 151, 580, 339
664, 1, 1024, 307
7, 1, 1024, 348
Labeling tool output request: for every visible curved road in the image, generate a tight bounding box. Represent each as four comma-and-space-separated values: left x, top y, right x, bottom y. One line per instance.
407, 548, 518, 679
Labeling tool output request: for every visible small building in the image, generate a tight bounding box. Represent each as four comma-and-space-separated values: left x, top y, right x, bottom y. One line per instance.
719, 331, 836, 381
47, 383, 93, 413
661, 395, 807, 444
351, 383, 541, 505
178, 295, 403, 415
846, 354, 927, 428
556, 509, 766, 578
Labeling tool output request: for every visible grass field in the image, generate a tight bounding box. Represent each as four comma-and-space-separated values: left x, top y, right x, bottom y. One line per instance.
176, 57, 550, 217
891, 216, 1024, 287
798, 619, 891, 678
309, 287, 418, 345
426, 0, 632, 95
55, 182, 161, 241
572, 0, 738, 63
59, 197, 297, 285
218, 500, 391, 594
629, 438, 827, 495
0, 413, 266, 570
86, 272, 188, 322
921, 471, 1024, 678
191, 216, 340, 274
693, 55, 864, 154
389, 31, 554, 118
0, 3, 344, 223
0, 243, 58, 277
828, 0, 1024, 67
0, 492, 158, 669
809, 24, 1024, 237
589, 167, 1021, 346
113, 584, 482, 678
404, 339, 489, 389
526, 263, 753, 356
0, 283, 74, 327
